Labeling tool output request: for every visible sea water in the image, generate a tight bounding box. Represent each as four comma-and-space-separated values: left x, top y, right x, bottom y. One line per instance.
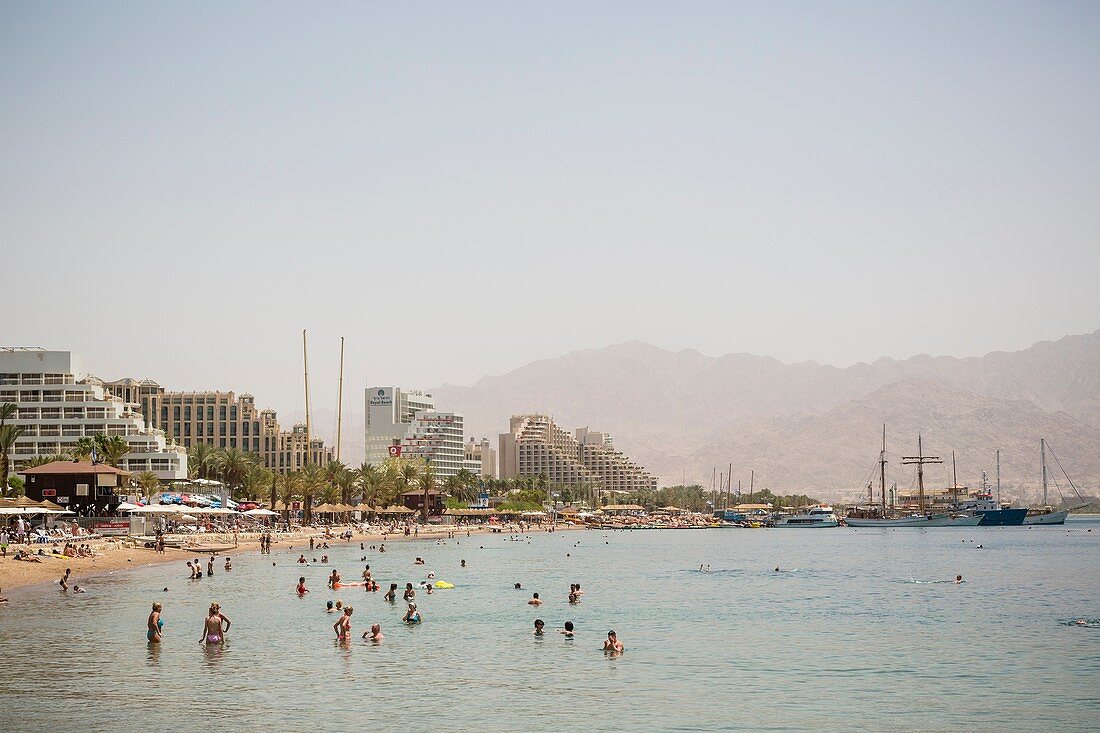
1, 520, 1098, 732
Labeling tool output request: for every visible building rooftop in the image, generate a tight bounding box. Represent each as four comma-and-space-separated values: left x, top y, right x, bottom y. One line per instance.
20, 460, 131, 476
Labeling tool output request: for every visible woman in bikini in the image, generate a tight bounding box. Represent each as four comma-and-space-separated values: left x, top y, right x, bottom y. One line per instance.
200, 602, 231, 646
333, 605, 353, 641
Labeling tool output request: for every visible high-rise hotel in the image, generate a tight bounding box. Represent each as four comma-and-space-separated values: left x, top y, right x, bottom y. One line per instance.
499, 414, 656, 492
1, 349, 187, 479
364, 386, 472, 478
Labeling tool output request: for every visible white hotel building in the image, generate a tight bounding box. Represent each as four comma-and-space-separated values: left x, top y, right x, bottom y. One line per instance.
1, 349, 187, 480
364, 386, 468, 478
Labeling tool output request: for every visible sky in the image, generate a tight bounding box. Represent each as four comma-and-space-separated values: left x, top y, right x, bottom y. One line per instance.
2, 1, 1098, 434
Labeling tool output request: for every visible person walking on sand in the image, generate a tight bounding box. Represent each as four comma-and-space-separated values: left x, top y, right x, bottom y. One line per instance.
200, 603, 231, 646
147, 602, 164, 643
333, 605, 353, 641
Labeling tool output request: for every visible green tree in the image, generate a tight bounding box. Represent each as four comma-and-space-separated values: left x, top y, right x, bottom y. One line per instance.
300, 462, 322, 525
240, 462, 273, 503
415, 461, 436, 523
278, 472, 301, 524
1, 423, 25, 492
5, 474, 25, 497
355, 462, 382, 508
216, 447, 252, 491
99, 435, 130, 467
188, 443, 217, 480
133, 470, 162, 504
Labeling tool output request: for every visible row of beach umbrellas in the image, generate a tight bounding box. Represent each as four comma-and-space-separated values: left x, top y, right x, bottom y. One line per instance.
0, 496, 73, 515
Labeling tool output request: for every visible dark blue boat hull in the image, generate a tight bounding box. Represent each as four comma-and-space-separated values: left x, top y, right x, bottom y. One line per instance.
976, 508, 1027, 526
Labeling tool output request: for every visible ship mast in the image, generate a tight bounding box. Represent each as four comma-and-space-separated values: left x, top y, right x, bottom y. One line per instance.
879, 424, 887, 515
902, 435, 942, 515
996, 449, 1001, 505
336, 336, 345, 463
302, 329, 312, 467
951, 451, 958, 506
1040, 438, 1048, 506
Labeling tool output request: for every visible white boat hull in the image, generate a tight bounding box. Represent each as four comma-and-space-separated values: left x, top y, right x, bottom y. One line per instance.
1023, 510, 1069, 525
774, 519, 839, 528
845, 514, 967, 528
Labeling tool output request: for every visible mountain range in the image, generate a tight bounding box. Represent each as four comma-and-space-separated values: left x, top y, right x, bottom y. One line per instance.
430, 330, 1100, 502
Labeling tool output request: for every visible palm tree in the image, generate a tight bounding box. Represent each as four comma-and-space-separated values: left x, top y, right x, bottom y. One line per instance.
241, 463, 273, 503
133, 470, 161, 504
21, 454, 69, 469
397, 460, 419, 506
453, 468, 478, 502
188, 443, 217, 480
415, 461, 436, 523
300, 462, 322, 525
217, 447, 251, 492
356, 462, 381, 509
0, 423, 24, 493
279, 472, 300, 525
99, 435, 131, 467
72, 436, 95, 461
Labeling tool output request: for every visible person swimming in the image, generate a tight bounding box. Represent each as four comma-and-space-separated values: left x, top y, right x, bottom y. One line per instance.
147, 602, 164, 643
533, 619, 545, 636
333, 606, 353, 641
326, 600, 334, 612
954, 575, 964, 584
201, 603, 230, 646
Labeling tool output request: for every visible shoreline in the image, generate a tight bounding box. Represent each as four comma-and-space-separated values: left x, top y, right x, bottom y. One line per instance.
0, 523, 583, 592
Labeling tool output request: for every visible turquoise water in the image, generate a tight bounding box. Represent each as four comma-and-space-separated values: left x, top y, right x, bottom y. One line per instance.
2, 521, 1099, 732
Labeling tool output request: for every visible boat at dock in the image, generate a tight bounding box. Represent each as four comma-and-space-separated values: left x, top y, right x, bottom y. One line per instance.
774, 505, 839, 528
1021, 439, 1088, 525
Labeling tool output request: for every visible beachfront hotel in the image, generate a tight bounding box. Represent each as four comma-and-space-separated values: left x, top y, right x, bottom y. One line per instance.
465, 437, 497, 478
104, 380, 333, 475
0, 348, 187, 480
498, 414, 657, 492
364, 386, 469, 478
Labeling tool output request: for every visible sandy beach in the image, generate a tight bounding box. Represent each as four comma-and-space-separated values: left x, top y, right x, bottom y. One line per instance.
0, 523, 580, 591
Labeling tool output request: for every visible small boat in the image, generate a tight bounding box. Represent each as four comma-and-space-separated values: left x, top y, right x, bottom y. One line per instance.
775, 505, 839, 528
1022, 440, 1087, 525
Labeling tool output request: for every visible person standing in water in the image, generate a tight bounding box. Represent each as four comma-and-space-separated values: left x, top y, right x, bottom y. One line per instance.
59, 568, 71, 590
296, 577, 309, 595
200, 603, 231, 646
384, 583, 398, 602
207, 556, 214, 577
333, 606, 353, 641
603, 630, 624, 653
147, 602, 164, 643
363, 623, 383, 642
533, 619, 545, 636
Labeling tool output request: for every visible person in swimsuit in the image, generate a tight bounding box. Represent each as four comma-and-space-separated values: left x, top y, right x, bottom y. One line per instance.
328, 569, 339, 588
363, 623, 383, 642
59, 568, 71, 590
326, 600, 334, 612
403, 583, 415, 602
603, 630, 624, 653
200, 603, 231, 646
384, 583, 397, 602
953, 575, 963, 584
362, 565, 372, 582
560, 621, 574, 638
297, 555, 307, 564
333, 606, 353, 641
147, 602, 164, 643
528, 593, 542, 606
403, 602, 421, 625
224, 557, 232, 571
533, 619, 545, 636
297, 577, 309, 595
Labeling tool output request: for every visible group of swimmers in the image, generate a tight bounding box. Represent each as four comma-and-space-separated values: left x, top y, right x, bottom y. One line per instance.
186, 555, 232, 579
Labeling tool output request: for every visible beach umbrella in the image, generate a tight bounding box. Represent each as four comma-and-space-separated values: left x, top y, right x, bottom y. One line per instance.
116, 502, 141, 512
244, 508, 278, 517
178, 514, 199, 524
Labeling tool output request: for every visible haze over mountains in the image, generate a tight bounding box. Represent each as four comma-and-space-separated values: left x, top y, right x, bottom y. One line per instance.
432, 330, 1100, 503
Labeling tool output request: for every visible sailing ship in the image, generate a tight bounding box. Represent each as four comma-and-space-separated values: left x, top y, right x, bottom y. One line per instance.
1023, 439, 1088, 525
845, 429, 981, 527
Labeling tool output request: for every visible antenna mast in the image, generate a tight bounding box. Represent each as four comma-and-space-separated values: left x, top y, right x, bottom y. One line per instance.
302, 329, 312, 467
902, 435, 942, 515
336, 336, 345, 462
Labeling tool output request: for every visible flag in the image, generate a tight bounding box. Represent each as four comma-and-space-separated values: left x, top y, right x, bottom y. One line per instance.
91, 443, 99, 464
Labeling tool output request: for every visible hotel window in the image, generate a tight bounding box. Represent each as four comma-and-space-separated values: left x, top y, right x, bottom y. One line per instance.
184, 407, 191, 420
252, 438, 260, 453
206, 406, 214, 420
220, 406, 227, 420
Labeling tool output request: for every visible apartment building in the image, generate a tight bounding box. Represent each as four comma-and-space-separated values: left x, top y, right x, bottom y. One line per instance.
105, 381, 333, 475
0, 349, 187, 480
464, 437, 497, 478
498, 415, 657, 491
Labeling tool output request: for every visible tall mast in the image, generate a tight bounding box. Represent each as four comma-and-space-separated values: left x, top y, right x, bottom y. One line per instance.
880, 424, 887, 515
336, 336, 345, 462
995, 450, 1001, 505
711, 467, 716, 509
727, 462, 733, 510
748, 470, 754, 503
951, 451, 958, 506
302, 329, 312, 467
1040, 438, 1048, 506
902, 435, 942, 515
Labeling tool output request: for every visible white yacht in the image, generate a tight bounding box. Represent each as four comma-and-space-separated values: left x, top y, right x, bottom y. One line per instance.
774, 505, 839, 528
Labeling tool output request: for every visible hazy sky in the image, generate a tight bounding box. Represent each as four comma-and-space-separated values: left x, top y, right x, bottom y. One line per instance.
3, 2, 1098, 431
